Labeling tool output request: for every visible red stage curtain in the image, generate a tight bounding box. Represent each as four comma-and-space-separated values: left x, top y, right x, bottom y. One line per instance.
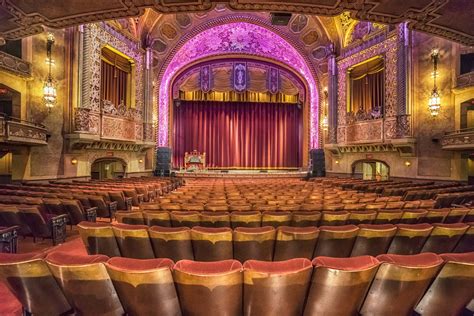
173, 101, 302, 168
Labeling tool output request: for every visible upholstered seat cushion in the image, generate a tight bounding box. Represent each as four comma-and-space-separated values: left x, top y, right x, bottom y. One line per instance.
107, 257, 174, 271
149, 226, 190, 233
0, 252, 45, 263
319, 224, 359, 232
440, 252, 474, 264
243, 258, 311, 274
359, 224, 396, 230
112, 223, 149, 230
313, 256, 380, 271
234, 226, 274, 234
396, 223, 433, 230
77, 221, 111, 228
46, 252, 109, 265
174, 259, 242, 275
377, 253, 443, 267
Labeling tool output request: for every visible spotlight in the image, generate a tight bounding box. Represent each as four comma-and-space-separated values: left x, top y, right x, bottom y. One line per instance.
71, 158, 78, 165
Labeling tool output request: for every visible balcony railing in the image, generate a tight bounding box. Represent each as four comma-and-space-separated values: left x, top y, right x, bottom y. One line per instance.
441, 127, 474, 150
0, 115, 48, 145
0, 51, 32, 78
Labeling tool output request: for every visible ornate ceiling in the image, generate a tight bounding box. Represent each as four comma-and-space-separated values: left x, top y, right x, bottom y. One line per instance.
0, 0, 473, 45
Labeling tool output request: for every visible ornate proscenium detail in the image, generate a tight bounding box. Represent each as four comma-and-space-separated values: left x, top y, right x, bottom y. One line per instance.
441, 128, 474, 150
0, 115, 48, 146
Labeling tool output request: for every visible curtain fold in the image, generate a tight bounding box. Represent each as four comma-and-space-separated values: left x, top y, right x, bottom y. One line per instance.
101, 60, 128, 106
350, 70, 384, 113
173, 101, 302, 168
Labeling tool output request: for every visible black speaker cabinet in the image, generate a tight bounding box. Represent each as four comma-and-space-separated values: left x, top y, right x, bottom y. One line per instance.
310, 149, 326, 177
155, 147, 171, 177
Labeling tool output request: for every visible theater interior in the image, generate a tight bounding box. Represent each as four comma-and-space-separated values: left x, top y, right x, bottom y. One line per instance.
0, 1, 473, 315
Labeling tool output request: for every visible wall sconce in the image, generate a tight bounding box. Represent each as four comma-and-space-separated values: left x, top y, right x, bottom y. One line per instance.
139, 159, 143, 163
71, 158, 78, 165
43, 33, 57, 111
404, 161, 411, 167
428, 49, 441, 117
335, 160, 340, 164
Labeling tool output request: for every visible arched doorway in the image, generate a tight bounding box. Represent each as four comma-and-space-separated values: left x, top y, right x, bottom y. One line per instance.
352, 159, 390, 181
91, 158, 126, 180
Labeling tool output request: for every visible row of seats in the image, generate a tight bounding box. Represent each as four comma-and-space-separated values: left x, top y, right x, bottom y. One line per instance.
78, 221, 474, 262
0, 251, 472, 316
117, 208, 474, 228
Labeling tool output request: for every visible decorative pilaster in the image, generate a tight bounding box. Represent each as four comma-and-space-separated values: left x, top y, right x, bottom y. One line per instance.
328, 44, 338, 144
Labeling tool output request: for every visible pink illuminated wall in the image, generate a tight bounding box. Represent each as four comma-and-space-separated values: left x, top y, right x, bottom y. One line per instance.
158, 22, 319, 148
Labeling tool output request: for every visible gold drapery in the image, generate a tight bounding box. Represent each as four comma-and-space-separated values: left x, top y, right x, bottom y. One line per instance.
349, 57, 385, 112
179, 90, 299, 104
100, 47, 132, 106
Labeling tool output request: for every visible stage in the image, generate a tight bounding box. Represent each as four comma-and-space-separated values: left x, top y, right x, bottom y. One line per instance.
174, 169, 307, 178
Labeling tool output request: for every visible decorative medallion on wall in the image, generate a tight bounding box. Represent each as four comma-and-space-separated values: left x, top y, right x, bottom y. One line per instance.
152, 39, 168, 53
161, 23, 177, 40
312, 46, 328, 60
233, 62, 247, 92
200, 65, 212, 93
302, 31, 319, 46
290, 15, 308, 33
175, 14, 191, 28
267, 67, 280, 94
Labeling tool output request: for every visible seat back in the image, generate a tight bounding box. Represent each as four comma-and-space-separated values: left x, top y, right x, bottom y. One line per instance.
200, 211, 231, 228
421, 223, 469, 254
173, 260, 243, 316
105, 257, 181, 315
304, 256, 380, 315
273, 226, 319, 260
243, 259, 312, 316
313, 225, 359, 258
18, 206, 50, 238
350, 224, 397, 257
388, 223, 433, 255
112, 223, 155, 259
45, 252, 124, 315
233, 226, 276, 262
170, 211, 200, 228
115, 211, 145, 225
320, 211, 349, 226
347, 210, 376, 225
0, 253, 71, 315
230, 211, 261, 228
149, 226, 194, 261
191, 226, 233, 261
291, 211, 321, 227
360, 253, 443, 315
77, 221, 121, 257
261, 211, 292, 228
373, 209, 403, 224
143, 210, 171, 227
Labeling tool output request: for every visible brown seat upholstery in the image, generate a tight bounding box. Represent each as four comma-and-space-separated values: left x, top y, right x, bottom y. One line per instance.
18, 206, 68, 245
115, 211, 145, 225
170, 211, 200, 228
421, 223, 469, 254
45, 252, 124, 315
0, 252, 72, 315
191, 226, 233, 261
112, 223, 155, 259
360, 253, 444, 315
143, 210, 171, 227
233, 226, 276, 262
273, 226, 319, 260
454, 223, 474, 253
243, 259, 312, 316
388, 223, 434, 255
421, 208, 450, 224
173, 259, 243, 316
347, 210, 376, 225
200, 211, 231, 228
77, 221, 121, 257
399, 209, 428, 224
105, 257, 181, 315
415, 252, 474, 316
291, 211, 321, 227
304, 256, 380, 316
149, 226, 194, 261
230, 211, 262, 228
445, 208, 469, 223
0, 206, 31, 236
261, 211, 292, 228
373, 209, 403, 224
320, 211, 349, 226
351, 224, 398, 257
313, 225, 359, 258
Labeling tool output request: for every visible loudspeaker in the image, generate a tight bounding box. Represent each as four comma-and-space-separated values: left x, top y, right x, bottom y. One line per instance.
310, 149, 326, 177
155, 147, 171, 177
271, 12, 292, 26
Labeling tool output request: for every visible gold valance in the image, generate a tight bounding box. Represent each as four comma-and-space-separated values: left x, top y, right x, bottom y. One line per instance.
179, 90, 299, 104
101, 46, 132, 73
349, 56, 384, 80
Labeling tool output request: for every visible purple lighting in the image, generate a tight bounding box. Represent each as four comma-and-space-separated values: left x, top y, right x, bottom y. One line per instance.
158, 22, 319, 148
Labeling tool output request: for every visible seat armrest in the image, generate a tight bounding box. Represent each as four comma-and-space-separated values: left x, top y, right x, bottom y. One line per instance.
137, 194, 144, 204
85, 207, 97, 222
125, 197, 133, 211
108, 201, 118, 222
0, 225, 19, 253
49, 214, 68, 246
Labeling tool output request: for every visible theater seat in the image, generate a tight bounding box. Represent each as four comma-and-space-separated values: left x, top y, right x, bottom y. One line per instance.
387, 223, 433, 255
112, 223, 155, 259
421, 223, 469, 254
399, 209, 428, 224
445, 208, 469, 223
347, 210, 376, 225
243, 259, 312, 316
115, 211, 145, 225
191, 226, 233, 261
415, 252, 474, 316
304, 256, 380, 316
261, 211, 292, 228
350, 224, 397, 257
313, 225, 359, 258
77, 221, 121, 257
0, 252, 72, 315
373, 209, 403, 224
360, 253, 443, 315
320, 211, 350, 226
291, 211, 321, 227
454, 223, 474, 253
149, 226, 194, 261
230, 211, 262, 228
233, 226, 276, 262
105, 257, 181, 315
45, 252, 124, 316
170, 211, 200, 228
200, 211, 231, 228
173, 259, 243, 316
273, 226, 319, 260
143, 210, 171, 227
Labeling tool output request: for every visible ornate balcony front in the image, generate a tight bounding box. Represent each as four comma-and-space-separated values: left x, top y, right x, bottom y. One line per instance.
441, 128, 474, 150
0, 116, 48, 146
0, 51, 32, 78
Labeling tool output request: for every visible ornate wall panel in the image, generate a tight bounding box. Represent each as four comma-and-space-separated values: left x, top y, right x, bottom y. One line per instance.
345, 119, 383, 144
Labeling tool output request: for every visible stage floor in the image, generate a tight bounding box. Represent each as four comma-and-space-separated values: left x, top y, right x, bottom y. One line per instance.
174, 169, 307, 178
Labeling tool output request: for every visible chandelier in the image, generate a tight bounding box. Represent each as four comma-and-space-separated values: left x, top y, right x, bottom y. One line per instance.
428, 49, 441, 117
43, 33, 57, 110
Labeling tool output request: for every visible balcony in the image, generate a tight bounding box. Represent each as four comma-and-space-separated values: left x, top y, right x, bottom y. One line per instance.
0, 51, 31, 78
441, 128, 474, 150
0, 115, 48, 146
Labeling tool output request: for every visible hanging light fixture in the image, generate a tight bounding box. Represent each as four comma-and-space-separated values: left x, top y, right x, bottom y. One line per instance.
321, 89, 329, 131
428, 49, 441, 117
43, 33, 57, 111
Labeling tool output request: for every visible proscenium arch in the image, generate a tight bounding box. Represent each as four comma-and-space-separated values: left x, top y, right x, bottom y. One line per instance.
168, 55, 312, 166
157, 21, 320, 149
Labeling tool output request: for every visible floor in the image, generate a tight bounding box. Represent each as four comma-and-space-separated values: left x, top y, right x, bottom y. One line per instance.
0, 227, 89, 315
